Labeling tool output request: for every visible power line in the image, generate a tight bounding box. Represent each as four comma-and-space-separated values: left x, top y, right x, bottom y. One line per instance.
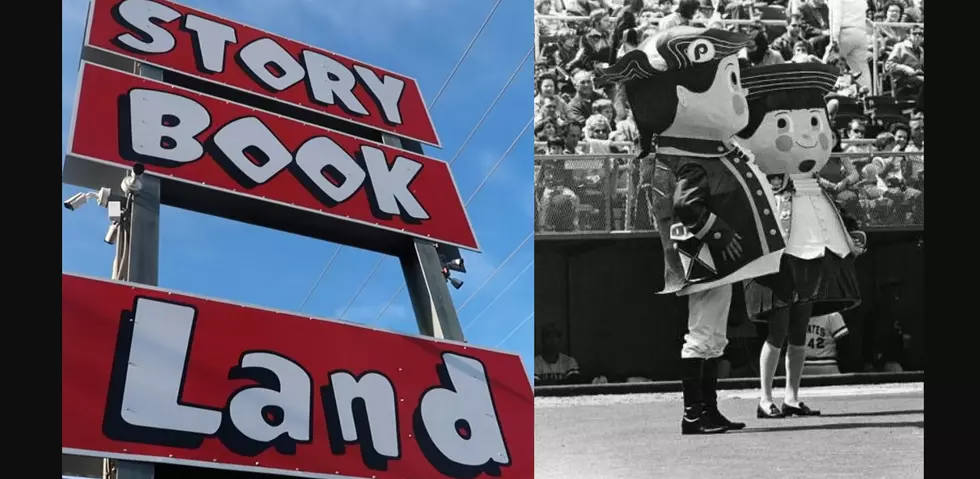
298, 246, 342, 312
371, 281, 407, 325
463, 118, 531, 206
427, 0, 504, 110
448, 47, 533, 167
495, 312, 534, 348
462, 260, 533, 333
336, 257, 385, 320
456, 231, 532, 312
370, 120, 533, 325
303, 50, 531, 315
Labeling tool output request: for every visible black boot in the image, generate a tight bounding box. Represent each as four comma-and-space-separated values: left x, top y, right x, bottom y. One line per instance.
681, 358, 727, 435
702, 358, 745, 430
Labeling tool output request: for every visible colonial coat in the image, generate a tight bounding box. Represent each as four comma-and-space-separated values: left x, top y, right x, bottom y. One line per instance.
651, 137, 786, 295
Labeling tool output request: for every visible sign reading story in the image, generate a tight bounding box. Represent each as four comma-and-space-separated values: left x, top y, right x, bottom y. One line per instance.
68, 62, 478, 251
61, 274, 533, 479
84, 0, 442, 147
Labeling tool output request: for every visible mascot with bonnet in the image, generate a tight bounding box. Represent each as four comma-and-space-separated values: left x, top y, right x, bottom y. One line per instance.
734, 63, 867, 420
597, 27, 786, 435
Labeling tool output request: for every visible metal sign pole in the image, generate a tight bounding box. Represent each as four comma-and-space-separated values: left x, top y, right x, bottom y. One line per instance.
103, 61, 163, 479
380, 134, 466, 342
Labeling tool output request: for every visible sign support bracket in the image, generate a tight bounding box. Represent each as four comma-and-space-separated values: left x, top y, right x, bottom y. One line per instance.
103, 61, 164, 479
380, 134, 465, 342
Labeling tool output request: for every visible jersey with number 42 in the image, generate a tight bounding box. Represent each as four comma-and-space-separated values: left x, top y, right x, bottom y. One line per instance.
805, 313, 849, 361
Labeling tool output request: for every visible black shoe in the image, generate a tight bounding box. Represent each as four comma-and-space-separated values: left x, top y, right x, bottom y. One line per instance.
781, 402, 821, 417
705, 404, 746, 430
682, 404, 728, 435
757, 403, 784, 419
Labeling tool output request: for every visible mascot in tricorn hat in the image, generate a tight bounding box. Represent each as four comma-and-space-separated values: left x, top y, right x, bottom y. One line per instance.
734, 62, 867, 419
597, 27, 786, 435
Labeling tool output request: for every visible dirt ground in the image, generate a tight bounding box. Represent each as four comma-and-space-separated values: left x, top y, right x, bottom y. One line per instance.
535, 383, 924, 479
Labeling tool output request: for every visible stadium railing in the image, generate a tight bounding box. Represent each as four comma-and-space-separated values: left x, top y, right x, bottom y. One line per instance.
534, 145, 924, 238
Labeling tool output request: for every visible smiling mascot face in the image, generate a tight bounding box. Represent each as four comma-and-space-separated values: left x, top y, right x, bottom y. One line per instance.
735, 63, 841, 182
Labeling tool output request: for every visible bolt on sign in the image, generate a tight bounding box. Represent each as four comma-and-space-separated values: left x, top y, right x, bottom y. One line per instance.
62, 274, 533, 479
67, 62, 478, 251
84, 0, 442, 147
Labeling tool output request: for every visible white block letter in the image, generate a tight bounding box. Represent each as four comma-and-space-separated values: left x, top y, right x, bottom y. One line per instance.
227, 352, 313, 443
328, 372, 400, 459
113, 0, 180, 54
294, 137, 366, 205
209, 117, 292, 187
119, 298, 221, 434
302, 50, 368, 115
361, 147, 429, 220
125, 89, 210, 166
416, 354, 510, 471
181, 14, 237, 74
353, 66, 405, 125
237, 38, 306, 92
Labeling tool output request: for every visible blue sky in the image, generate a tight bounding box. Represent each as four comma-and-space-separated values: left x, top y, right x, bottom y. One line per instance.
61, 0, 534, 376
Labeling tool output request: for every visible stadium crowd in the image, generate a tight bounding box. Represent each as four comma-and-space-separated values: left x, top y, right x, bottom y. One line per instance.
533, 0, 924, 235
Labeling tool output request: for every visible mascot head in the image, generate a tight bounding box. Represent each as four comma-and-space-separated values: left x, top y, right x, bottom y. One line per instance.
734, 63, 840, 185
596, 26, 752, 157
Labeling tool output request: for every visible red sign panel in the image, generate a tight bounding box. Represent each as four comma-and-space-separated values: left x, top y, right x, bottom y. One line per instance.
62, 274, 533, 479
84, 0, 441, 147
68, 62, 478, 251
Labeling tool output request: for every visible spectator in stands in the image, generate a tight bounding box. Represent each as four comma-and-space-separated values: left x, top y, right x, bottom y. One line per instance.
534, 323, 583, 385
693, 0, 722, 26
876, 1, 909, 48
889, 122, 909, 150
721, 0, 753, 26
637, 6, 662, 30
567, 70, 606, 124
660, 0, 700, 30
536, 0, 562, 38
535, 118, 561, 146
771, 14, 806, 61
884, 25, 923, 101
818, 144, 860, 213
903, 113, 923, 187
802, 312, 851, 375
536, 96, 567, 128
559, 0, 612, 17
872, 132, 904, 186
740, 30, 785, 66
592, 99, 617, 133
611, 1, 640, 62
907, 114, 923, 149
567, 25, 615, 74
903, 0, 923, 23
561, 122, 586, 154
799, 0, 832, 57
536, 154, 581, 232
584, 114, 613, 143
855, 163, 892, 225
791, 40, 823, 63
611, 108, 640, 145
535, 75, 571, 123
844, 119, 871, 153
828, 0, 872, 91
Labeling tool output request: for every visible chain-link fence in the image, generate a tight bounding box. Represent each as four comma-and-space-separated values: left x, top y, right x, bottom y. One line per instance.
534, 148, 923, 236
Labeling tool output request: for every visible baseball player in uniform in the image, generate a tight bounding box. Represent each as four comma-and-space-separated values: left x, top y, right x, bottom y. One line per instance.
803, 312, 850, 376
598, 27, 786, 435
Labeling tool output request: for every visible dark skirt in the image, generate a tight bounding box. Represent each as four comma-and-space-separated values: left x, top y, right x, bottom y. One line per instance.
744, 250, 861, 321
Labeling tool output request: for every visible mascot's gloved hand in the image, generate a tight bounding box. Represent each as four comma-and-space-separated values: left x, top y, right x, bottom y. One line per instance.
849, 231, 867, 256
